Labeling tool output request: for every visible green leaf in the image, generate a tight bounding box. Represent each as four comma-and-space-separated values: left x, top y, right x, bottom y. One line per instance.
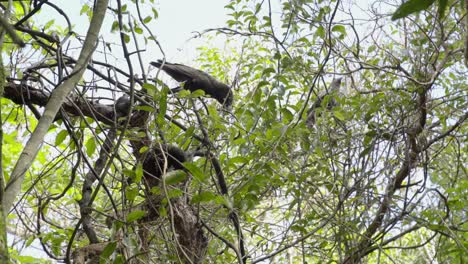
262, 67, 276, 76
192, 191, 217, 203
391, 0, 436, 20
332, 25, 346, 38
190, 89, 206, 98
163, 170, 187, 185
166, 189, 184, 199
142, 82, 157, 92
44, 19, 55, 30
17, 256, 40, 263
184, 163, 206, 181
85, 138, 96, 157
225, 2, 235, 10
135, 105, 155, 112
315, 25, 325, 39
111, 21, 119, 32
152, 7, 159, 19
143, 16, 152, 24
123, 169, 135, 178
437, 0, 448, 18
177, 89, 191, 98
80, 4, 90, 15
25, 236, 35, 247
257, 80, 269, 88
113, 255, 125, 264
123, 33, 130, 43
139, 146, 149, 154
159, 206, 167, 217
126, 210, 146, 222
100, 242, 117, 263
230, 156, 249, 165
359, 145, 373, 158
125, 185, 138, 201
134, 27, 143, 34
281, 108, 294, 122
333, 110, 346, 121
135, 163, 143, 183
273, 52, 281, 60
55, 130, 68, 145
223, 196, 234, 210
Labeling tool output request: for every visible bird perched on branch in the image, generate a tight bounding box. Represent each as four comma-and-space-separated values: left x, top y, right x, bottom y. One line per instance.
115, 94, 131, 116
306, 78, 343, 128
151, 60, 233, 108
142, 144, 187, 187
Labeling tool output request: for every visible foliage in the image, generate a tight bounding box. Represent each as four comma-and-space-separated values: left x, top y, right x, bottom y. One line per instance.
0, 0, 467, 263
391, 0, 449, 20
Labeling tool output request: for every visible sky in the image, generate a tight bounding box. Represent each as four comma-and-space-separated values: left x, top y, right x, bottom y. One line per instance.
152, 0, 229, 61
33, 0, 229, 63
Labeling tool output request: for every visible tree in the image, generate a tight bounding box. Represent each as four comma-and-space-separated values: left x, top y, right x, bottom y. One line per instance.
0, 0, 467, 263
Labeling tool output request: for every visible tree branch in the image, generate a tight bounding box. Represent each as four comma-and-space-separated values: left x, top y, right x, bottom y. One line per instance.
2, 0, 109, 213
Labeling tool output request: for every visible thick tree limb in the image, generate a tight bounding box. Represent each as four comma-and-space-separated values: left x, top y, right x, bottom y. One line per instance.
4, 82, 121, 125
2, 0, 109, 213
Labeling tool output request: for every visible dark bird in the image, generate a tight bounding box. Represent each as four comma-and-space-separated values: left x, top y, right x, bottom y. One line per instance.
306, 78, 343, 127
115, 94, 131, 116
151, 60, 233, 108
142, 144, 187, 187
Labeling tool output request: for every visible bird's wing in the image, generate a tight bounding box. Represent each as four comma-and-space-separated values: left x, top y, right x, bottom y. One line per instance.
151, 60, 233, 107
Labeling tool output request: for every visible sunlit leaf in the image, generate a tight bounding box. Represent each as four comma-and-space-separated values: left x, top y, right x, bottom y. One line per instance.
100, 242, 117, 263
163, 170, 187, 185
55, 130, 68, 145
126, 210, 146, 222
85, 138, 96, 157
392, 0, 436, 20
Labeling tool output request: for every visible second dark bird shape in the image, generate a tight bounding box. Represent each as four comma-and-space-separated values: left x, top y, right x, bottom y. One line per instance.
151, 60, 233, 108
306, 78, 342, 127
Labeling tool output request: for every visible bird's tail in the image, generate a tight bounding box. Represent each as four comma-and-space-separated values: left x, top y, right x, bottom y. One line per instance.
150, 59, 165, 68
170, 86, 184, 93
